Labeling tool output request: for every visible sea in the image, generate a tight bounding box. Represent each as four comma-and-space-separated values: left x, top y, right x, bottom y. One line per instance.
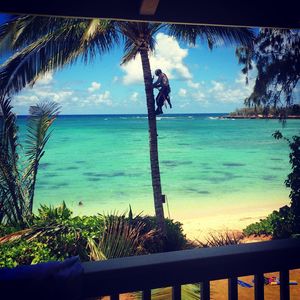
17, 113, 300, 229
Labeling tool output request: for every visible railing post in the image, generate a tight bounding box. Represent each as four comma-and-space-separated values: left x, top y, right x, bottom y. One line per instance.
228, 277, 238, 300
200, 281, 210, 300
142, 289, 152, 300
172, 285, 181, 300
280, 270, 290, 300
254, 273, 264, 300
110, 294, 119, 300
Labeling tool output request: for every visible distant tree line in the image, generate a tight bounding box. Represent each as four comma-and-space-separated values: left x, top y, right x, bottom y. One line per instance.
229, 104, 300, 117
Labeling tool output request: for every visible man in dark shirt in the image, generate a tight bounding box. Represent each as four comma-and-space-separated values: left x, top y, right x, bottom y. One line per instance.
153, 69, 172, 115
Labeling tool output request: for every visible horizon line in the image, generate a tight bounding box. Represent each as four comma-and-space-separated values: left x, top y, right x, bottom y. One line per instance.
17, 112, 229, 117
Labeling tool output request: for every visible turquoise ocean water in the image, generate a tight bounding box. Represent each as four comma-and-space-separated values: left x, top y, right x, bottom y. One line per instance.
17, 114, 300, 225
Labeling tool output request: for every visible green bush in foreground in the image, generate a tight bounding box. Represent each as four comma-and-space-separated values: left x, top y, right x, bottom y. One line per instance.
130, 216, 187, 253
243, 205, 294, 238
0, 240, 61, 268
0, 203, 187, 267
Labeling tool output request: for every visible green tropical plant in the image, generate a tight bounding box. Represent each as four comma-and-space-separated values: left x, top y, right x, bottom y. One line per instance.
243, 205, 294, 238
87, 213, 158, 260
197, 230, 244, 247
0, 16, 254, 232
130, 215, 187, 253
0, 97, 59, 227
34, 201, 73, 225
273, 131, 300, 234
0, 239, 60, 268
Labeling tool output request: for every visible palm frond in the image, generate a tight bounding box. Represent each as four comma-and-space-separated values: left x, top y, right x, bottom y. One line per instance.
0, 34, 66, 96
0, 17, 118, 97
88, 214, 147, 260
0, 97, 27, 226
80, 19, 119, 64
23, 100, 60, 212
119, 22, 161, 64
0, 97, 19, 169
0, 16, 78, 54
167, 24, 255, 49
0, 15, 28, 54
197, 230, 244, 247
121, 37, 140, 64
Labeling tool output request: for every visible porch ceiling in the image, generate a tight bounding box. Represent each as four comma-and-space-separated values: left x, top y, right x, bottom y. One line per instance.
0, 0, 299, 29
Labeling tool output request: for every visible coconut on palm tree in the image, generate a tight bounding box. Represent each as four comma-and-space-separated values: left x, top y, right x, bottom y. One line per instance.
0, 16, 254, 232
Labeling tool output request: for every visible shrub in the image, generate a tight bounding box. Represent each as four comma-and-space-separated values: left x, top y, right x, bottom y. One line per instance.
0, 240, 60, 268
68, 215, 105, 239
33, 201, 72, 226
243, 205, 294, 238
0, 225, 21, 238
198, 230, 244, 247
0, 203, 188, 267
130, 216, 187, 253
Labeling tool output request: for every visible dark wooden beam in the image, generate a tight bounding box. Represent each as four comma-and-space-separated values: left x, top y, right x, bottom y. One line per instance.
1, 0, 299, 28
139, 0, 160, 15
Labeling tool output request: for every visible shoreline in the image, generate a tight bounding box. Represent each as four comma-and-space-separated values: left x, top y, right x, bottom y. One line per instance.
42, 195, 288, 242
179, 208, 272, 241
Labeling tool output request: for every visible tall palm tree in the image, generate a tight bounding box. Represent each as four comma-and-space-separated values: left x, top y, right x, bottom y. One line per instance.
0, 16, 254, 232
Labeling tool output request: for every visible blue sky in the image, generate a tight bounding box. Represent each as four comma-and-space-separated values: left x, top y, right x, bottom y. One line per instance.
1, 13, 261, 115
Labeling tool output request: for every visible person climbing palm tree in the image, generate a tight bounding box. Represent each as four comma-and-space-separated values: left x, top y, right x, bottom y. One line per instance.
153, 69, 172, 115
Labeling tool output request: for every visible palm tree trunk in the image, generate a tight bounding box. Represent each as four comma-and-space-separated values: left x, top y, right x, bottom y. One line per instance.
139, 49, 165, 233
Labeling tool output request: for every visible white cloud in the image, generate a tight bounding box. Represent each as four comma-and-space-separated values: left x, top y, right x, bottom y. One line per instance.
174, 69, 256, 107
187, 80, 200, 89
14, 94, 39, 105
35, 72, 53, 85
179, 102, 189, 108
178, 88, 187, 98
191, 90, 206, 103
88, 81, 101, 92
130, 92, 139, 102
86, 91, 112, 106
208, 73, 255, 104
121, 33, 192, 85
210, 81, 225, 92
14, 89, 74, 105
112, 76, 119, 83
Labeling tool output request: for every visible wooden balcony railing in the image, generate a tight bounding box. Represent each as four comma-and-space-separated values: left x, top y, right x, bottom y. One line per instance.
82, 238, 300, 300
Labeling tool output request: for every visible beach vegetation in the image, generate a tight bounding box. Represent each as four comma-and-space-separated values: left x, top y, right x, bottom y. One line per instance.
0, 16, 254, 232
0, 240, 60, 268
87, 215, 155, 260
243, 205, 293, 238
0, 98, 59, 228
197, 230, 244, 247
0, 202, 187, 268
273, 131, 300, 234
130, 215, 188, 252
